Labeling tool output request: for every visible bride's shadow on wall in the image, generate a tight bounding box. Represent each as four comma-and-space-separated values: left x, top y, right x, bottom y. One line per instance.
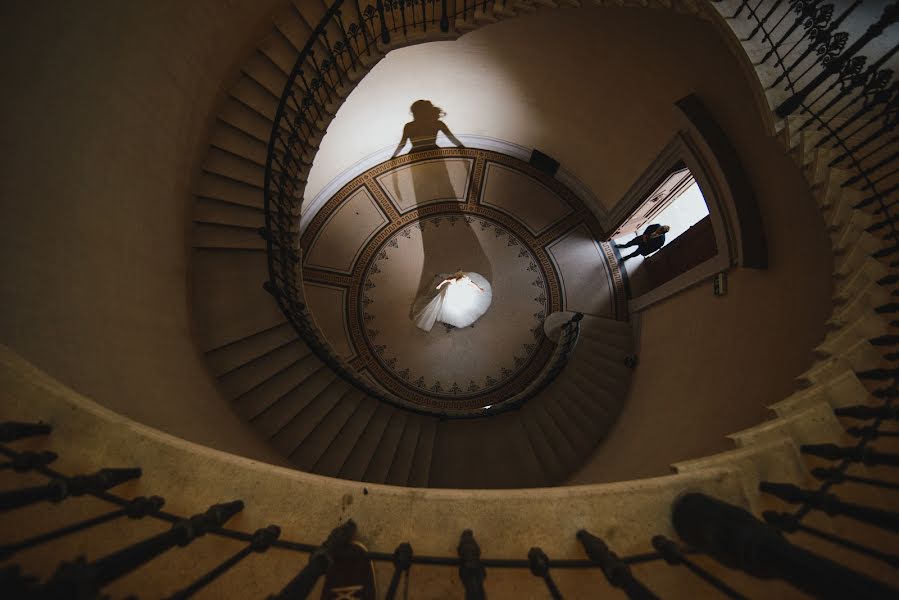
387, 100, 493, 322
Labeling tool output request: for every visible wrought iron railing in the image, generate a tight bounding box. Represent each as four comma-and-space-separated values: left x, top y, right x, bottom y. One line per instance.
715, 0, 899, 580
2, 421, 897, 598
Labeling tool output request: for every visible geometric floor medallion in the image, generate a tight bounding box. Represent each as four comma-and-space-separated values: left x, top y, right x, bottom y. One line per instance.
301, 147, 625, 413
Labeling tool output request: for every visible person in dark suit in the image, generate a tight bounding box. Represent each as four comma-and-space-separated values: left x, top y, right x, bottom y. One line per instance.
617, 224, 670, 261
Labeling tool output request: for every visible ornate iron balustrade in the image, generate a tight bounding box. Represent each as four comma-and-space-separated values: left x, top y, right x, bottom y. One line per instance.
715, 0, 899, 576
2, 421, 897, 598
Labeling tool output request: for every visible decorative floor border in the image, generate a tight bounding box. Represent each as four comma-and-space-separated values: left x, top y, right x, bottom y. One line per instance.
301, 148, 627, 410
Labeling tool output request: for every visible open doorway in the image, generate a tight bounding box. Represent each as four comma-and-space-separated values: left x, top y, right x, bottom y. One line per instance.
613, 163, 717, 298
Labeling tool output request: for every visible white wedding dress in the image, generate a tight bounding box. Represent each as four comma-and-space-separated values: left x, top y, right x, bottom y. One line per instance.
412, 272, 493, 332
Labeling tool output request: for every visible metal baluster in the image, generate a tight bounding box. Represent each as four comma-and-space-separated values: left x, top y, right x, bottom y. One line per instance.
528, 547, 563, 600
746, 0, 787, 42
0, 496, 163, 560
385, 543, 412, 600
758, 1, 824, 67
376, 0, 391, 44
760, 482, 899, 533
672, 492, 898, 599
776, 2, 899, 118
0, 421, 51, 442
576, 529, 659, 600
0, 450, 56, 472
0, 467, 141, 512
834, 404, 899, 420
458, 529, 486, 600
764, 511, 899, 569
441, 0, 449, 32
652, 536, 747, 599
166, 525, 280, 600
269, 520, 357, 600
38, 501, 244, 599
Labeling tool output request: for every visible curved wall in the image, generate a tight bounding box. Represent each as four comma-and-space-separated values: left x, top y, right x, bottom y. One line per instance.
0, 0, 290, 464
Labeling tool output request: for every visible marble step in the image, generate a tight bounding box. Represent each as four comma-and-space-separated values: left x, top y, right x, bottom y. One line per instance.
192, 221, 267, 250
385, 414, 425, 486
193, 196, 265, 231
271, 377, 354, 456
196, 170, 265, 210
216, 339, 309, 399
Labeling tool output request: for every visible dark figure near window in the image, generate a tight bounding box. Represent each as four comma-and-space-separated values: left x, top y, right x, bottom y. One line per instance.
617, 224, 671, 261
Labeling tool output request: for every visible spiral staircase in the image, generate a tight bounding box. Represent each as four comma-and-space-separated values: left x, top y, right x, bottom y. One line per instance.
2, 0, 898, 597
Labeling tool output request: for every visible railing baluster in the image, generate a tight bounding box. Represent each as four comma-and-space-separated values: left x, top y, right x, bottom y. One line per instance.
0, 450, 56, 472
0, 496, 163, 560
760, 482, 899, 533
764, 511, 899, 570
776, 3, 899, 118
0, 467, 141, 512
457, 529, 486, 600
652, 536, 747, 599
576, 529, 659, 600
38, 501, 244, 598
801, 443, 899, 467
385, 542, 412, 600
0, 421, 51, 442
672, 492, 898, 599
269, 520, 356, 600
528, 547, 563, 600
166, 525, 280, 600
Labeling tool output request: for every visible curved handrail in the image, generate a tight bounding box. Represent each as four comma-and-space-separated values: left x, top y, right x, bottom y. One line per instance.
261, 1, 589, 418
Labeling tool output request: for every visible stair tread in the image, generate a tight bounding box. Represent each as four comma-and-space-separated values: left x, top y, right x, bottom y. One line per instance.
338, 404, 395, 481
362, 411, 409, 483
253, 366, 338, 439
290, 388, 366, 471
234, 352, 323, 420
313, 395, 381, 477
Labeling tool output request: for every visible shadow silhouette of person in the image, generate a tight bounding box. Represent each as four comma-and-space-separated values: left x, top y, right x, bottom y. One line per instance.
391, 99, 465, 157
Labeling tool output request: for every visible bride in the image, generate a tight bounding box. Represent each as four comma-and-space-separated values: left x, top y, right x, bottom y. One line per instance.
412, 270, 493, 332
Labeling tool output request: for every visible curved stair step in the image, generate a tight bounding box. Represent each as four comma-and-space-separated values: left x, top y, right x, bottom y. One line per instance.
203, 321, 292, 375
362, 411, 409, 483
193, 221, 266, 250
385, 414, 425, 486
313, 395, 381, 477
235, 352, 323, 420
252, 366, 339, 439
209, 120, 269, 164
194, 196, 264, 230
288, 387, 365, 470
217, 338, 308, 398
408, 417, 437, 487
728, 402, 847, 449
338, 403, 395, 480
196, 170, 264, 209
270, 376, 353, 452
191, 250, 282, 350
672, 437, 811, 514
429, 413, 545, 488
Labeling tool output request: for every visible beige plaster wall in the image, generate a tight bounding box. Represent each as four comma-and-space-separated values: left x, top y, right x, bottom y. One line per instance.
0, 1, 289, 464
307, 7, 834, 483
307, 7, 757, 212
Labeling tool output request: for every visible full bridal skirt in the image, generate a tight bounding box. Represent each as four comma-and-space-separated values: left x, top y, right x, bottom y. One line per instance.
412, 273, 493, 332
